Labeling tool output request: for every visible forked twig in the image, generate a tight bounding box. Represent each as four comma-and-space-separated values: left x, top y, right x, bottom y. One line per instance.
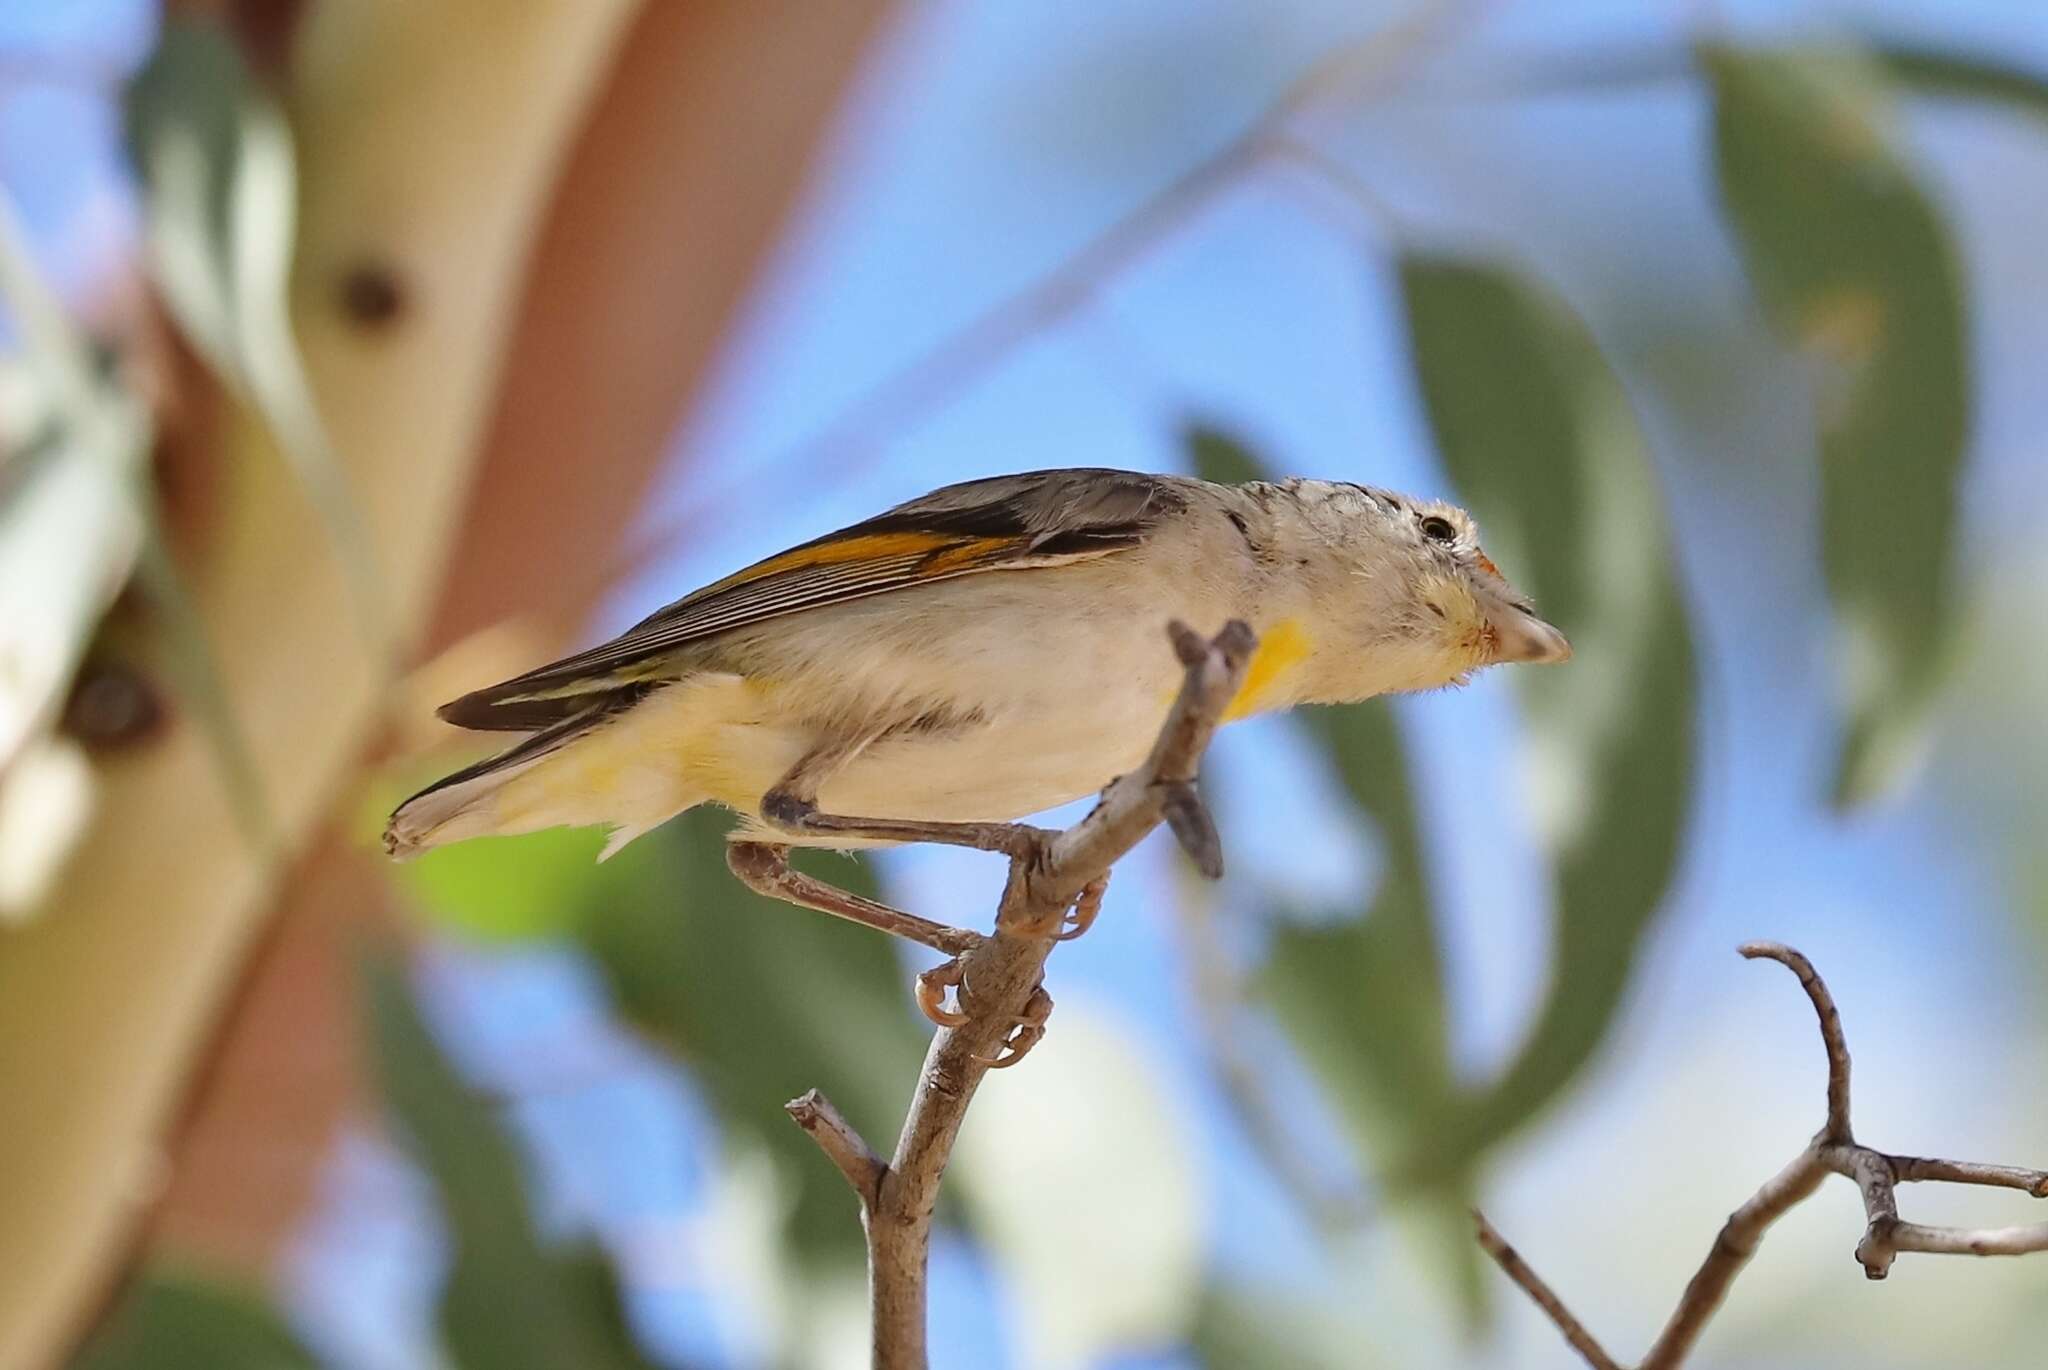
1477, 941, 2048, 1369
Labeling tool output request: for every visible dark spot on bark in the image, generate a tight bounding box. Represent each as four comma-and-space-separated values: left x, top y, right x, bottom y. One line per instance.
62, 660, 166, 751
340, 260, 406, 329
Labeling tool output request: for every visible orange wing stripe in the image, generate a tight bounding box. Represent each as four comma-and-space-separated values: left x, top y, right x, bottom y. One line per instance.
693, 530, 959, 596
916, 535, 1018, 575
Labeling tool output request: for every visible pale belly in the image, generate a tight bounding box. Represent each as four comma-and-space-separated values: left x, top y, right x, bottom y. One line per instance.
810, 691, 1169, 829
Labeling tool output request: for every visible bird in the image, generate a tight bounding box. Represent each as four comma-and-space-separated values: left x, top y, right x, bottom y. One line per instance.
385, 468, 1569, 1044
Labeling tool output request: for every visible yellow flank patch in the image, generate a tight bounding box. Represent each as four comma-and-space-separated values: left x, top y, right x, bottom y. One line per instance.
1225, 618, 1313, 721
696, 530, 958, 595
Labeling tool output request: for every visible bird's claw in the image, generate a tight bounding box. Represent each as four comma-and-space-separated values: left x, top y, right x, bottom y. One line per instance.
1053, 875, 1107, 942
915, 958, 974, 1028
972, 985, 1054, 1069
1014, 873, 1109, 941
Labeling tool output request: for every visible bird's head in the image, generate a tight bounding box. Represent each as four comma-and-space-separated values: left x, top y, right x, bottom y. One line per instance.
1291, 481, 1570, 696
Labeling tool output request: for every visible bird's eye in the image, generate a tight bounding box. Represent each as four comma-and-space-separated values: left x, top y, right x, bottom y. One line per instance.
1419, 515, 1457, 545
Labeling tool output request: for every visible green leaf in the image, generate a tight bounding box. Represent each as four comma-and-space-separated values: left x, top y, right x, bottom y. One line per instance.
74, 1272, 316, 1370
1476, 37, 2048, 124
1181, 423, 1267, 488
1397, 256, 1695, 1174
1703, 43, 1969, 806
575, 808, 928, 1268
362, 957, 657, 1370
1876, 43, 2048, 121
125, 21, 391, 660
398, 825, 611, 942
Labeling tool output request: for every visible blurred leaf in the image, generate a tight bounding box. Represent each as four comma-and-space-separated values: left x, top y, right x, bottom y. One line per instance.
0, 177, 275, 886
134, 524, 278, 858
1481, 36, 2048, 122
1703, 43, 1969, 805
576, 808, 927, 1269
399, 825, 610, 942
1189, 1283, 1385, 1370
1186, 425, 1473, 1302
1398, 256, 1694, 1173
125, 20, 390, 657
0, 194, 158, 915
956, 1006, 1201, 1370
0, 410, 142, 771
74, 1271, 315, 1370
363, 957, 657, 1370
1181, 423, 1266, 488
0, 737, 94, 916
0, 196, 145, 780
1876, 43, 2048, 120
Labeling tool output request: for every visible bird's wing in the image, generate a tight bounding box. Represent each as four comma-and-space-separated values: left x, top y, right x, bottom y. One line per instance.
437, 468, 1187, 729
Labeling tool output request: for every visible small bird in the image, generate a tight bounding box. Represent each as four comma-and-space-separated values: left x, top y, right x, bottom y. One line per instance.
386, 468, 1567, 1033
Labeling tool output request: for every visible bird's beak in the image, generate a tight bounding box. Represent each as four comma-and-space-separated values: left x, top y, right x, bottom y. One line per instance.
1485, 596, 1572, 665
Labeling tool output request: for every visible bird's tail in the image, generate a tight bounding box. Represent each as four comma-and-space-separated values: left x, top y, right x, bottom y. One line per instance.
383, 686, 652, 859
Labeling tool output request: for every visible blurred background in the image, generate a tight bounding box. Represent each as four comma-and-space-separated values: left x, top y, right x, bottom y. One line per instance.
3, 1, 2046, 1367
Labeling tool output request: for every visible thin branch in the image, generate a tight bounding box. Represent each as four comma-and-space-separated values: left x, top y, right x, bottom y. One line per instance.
1472, 1210, 1622, 1370
1739, 941, 1852, 1143
1477, 944, 2048, 1370
789, 621, 1254, 1370
784, 1088, 886, 1212
1636, 1150, 1829, 1369
1888, 1156, 2048, 1196
1887, 1219, 2048, 1259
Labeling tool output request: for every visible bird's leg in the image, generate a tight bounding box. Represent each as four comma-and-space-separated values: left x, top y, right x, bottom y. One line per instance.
743, 739, 1086, 1043
727, 838, 978, 949
727, 841, 997, 1031
762, 787, 1050, 859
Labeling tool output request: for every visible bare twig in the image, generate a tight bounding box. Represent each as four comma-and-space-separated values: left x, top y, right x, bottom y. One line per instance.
784, 1088, 886, 1211
1473, 1210, 1623, 1370
1741, 942, 1852, 1143
787, 621, 1254, 1370
1635, 1150, 1828, 1369
1477, 942, 2048, 1369
1888, 1156, 2048, 1195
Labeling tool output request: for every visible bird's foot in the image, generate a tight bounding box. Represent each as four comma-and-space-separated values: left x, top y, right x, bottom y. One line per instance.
972, 985, 1055, 1069
915, 956, 975, 1029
